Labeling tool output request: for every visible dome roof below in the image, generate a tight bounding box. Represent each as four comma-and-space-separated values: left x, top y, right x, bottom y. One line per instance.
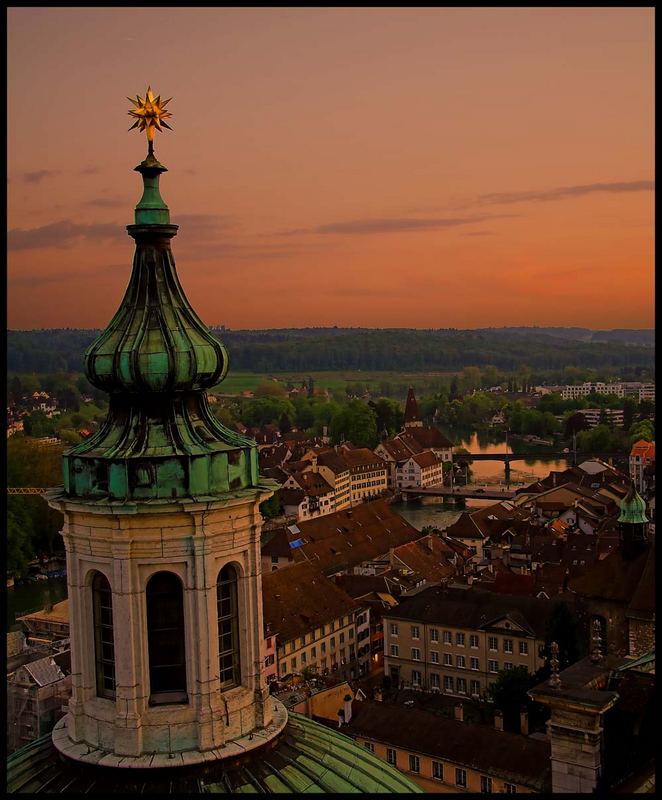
7, 713, 422, 794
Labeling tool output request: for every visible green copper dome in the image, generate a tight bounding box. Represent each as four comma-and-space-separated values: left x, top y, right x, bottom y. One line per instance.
62, 147, 261, 502
618, 482, 649, 525
6, 713, 423, 794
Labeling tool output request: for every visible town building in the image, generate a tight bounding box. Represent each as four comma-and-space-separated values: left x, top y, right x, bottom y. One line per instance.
337, 445, 389, 504
382, 586, 553, 697
629, 438, 655, 494
262, 561, 368, 680
396, 451, 445, 489
281, 469, 336, 519
560, 382, 625, 400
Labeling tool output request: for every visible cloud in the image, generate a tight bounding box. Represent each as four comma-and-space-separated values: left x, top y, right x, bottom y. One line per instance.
22, 169, 61, 184
475, 180, 654, 206
85, 197, 126, 208
274, 215, 500, 236
8, 220, 120, 251
79, 166, 100, 176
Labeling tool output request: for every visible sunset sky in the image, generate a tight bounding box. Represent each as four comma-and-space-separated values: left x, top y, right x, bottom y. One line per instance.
7, 7, 654, 330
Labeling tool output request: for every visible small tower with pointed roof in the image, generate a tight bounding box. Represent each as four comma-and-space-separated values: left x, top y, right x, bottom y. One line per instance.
403, 386, 423, 428
618, 481, 649, 560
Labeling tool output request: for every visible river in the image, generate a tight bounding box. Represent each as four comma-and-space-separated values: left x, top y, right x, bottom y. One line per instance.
392, 428, 569, 533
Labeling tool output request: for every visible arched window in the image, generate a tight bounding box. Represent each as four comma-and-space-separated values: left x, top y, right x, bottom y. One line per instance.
92, 572, 115, 699
217, 564, 241, 689
146, 572, 188, 705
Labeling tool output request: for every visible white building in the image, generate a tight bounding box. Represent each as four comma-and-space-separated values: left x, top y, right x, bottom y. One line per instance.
395, 452, 445, 489
577, 408, 624, 428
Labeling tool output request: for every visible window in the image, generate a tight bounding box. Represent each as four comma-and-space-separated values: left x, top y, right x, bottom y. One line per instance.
280, 663, 286, 675
217, 564, 241, 690
300, 636, 306, 647
431, 650, 439, 664
470, 679, 481, 695
504, 783, 517, 793
471, 657, 480, 670
390, 644, 399, 657
481, 775, 493, 793
456, 632, 465, 647
411, 626, 420, 639
444, 653, 453, 666
301, 652, 307, 665
291, 658, 297, 671
340, 632, 345, 644
430, 628, 439, 642
311, 646, 317, 659
409, 755, 420, 774
431, 672, 440, 688
92, 572, 115, 700
488, 636, 498, 651
349, 628, 354, 639
443, 631, 452, 644
265, 654, 275, 667
412, 670, 422, 686
503, 639, 513, 654
457, 655, 466, 669
455, 768, 467, 788
387, 748, 397, 766
432, 761, 444, 781
457, 677, 467, 694
519, 641, 528, 656
444, 675, 454, 691
489, 660, 499, 673
330, 636, 336, 649
146, 571, 187, 704
390, 623, 399, 636
504, 662, 513, 671
470, 634, 479, 649
411, 648, 421, 661
321, 642, 326, 654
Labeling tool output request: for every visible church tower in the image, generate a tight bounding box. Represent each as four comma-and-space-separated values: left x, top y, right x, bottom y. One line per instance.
46, 88, 279, 762
403, 386, 423, 428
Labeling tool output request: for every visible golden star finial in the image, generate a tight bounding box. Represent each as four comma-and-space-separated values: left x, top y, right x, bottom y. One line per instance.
127, 85, 173, 143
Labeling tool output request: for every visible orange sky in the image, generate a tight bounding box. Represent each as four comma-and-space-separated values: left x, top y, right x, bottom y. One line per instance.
7, 8, 654, 330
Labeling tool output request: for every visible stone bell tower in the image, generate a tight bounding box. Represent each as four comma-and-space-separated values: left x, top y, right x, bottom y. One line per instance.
47, 88, 279, 763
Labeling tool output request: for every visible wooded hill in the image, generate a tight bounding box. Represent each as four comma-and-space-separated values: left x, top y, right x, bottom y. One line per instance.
7, 327, 655, 375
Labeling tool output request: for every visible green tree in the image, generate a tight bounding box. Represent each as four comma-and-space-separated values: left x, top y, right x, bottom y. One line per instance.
259, 493, 282, 519
254, 381, 287, 398
329, 400, 378, 448
543, 601, 583, 670
564, 411, 590, 439
489, 666, 534, 732
370, 397, 403, 435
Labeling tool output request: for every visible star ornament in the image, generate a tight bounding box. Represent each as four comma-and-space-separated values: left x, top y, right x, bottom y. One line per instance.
127, 86, 173, 142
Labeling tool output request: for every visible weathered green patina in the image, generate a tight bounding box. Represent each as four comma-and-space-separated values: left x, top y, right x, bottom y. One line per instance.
64, 151, 259, 501
6, 713, 423, 793
618, 482, 649, 525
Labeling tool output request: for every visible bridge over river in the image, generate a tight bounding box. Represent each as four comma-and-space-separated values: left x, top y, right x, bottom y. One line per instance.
401, 485, 517, 501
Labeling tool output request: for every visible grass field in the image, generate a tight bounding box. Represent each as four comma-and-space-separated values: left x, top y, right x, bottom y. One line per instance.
213, 371, 460, 398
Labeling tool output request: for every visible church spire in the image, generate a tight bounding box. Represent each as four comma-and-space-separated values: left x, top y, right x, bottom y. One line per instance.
403, 386, 422, 428
63, 88, 259, 501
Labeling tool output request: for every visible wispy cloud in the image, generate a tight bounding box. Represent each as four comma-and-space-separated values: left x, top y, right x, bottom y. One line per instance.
22, 169, 61, 184
273, 214, 502, 237
475, 180, 654, 206
8, 220, 120, 251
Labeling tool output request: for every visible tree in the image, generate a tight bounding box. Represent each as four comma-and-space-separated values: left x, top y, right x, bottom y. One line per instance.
449, 377, 459, 401
259, 493, 282, 519
564, 411, 590, 439
278, 412, 292, 435
254, 381, 287, 398
370, 397, 403, 435
329, 399, 378, 448
488, 666, 535, 732
543, 601, 583, 671
460, 366, 482, 394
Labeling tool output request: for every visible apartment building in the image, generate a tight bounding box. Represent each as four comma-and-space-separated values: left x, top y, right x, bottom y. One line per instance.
301, 449, 352, 511
561, 382, 625, 400
337, 446, 389, 505
281, 470, 336, 520
396, 451, 445, 489
337, 700, 550, 793
577, 408, 624, 428
638, 384, 655, 403
262, 561, 368, 680
383, 586, 551, 697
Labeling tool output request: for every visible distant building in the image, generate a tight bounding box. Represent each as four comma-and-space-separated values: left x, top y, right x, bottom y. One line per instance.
382, 586, 553, 697
560, 382, 625, 400
403, 386, 423, 428
395, 451, 445, 489
337, 446, 389, 505
629, 439, 655, 494
577, 408, 624, 428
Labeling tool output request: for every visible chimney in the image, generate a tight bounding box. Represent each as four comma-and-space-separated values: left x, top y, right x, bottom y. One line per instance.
337, 709, 344, 728
343, 694, 353, 724
494, 710, 504, 731
454, 702, 464, 723
520, 707, 529, 736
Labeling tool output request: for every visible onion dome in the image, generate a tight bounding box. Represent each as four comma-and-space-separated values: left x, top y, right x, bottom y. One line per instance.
61, 134, 262, 502
618, 482, 649, 525
6, 713, 423, 794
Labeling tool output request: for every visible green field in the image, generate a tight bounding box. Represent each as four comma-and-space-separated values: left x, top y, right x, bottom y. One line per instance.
213, 371, 460, 398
